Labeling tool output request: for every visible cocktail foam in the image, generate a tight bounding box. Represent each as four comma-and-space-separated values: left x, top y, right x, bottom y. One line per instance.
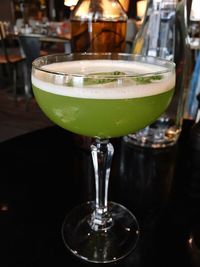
32, 60, 175, 99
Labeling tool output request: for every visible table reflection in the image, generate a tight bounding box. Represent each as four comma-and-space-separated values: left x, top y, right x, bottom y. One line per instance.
0, 121, 200, 266
116, 140, 177, 227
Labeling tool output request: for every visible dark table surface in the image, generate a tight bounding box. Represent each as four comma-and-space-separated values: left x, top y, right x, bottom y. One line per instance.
0, 120, 200, 267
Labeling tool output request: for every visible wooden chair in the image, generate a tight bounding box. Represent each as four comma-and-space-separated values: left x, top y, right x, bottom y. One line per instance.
0, 21, 31, 110
19, 35, 48, 68
18, 36, 48, 107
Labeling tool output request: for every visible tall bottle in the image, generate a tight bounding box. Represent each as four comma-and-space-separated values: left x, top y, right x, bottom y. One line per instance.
70, 0, 127, 53
124, 0, 191, 148
70, 0, 127, 149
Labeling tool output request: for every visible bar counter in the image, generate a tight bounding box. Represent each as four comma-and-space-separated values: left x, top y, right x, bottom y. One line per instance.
0, 120, 200, 267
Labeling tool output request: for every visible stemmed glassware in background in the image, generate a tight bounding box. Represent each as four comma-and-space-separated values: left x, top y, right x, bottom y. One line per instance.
31, 53, 175, 263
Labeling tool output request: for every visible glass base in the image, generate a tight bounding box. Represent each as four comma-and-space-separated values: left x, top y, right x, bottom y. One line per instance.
123, 124, 181, 148
62, 201, 139, 263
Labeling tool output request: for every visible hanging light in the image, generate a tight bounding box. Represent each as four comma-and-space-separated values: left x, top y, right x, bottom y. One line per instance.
64, 0, 79, 7
118, 0, 130, 12
190, 0, 200, 21
137, 0, 147, 20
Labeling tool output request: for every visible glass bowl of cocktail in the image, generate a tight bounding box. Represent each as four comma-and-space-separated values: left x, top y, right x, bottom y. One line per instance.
32, 53, 175, 263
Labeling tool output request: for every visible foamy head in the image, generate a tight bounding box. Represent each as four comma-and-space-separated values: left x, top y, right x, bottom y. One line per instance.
32, 60, 175, 99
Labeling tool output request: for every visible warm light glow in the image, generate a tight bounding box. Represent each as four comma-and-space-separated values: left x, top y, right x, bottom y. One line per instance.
64, 0, 78, 7
65, 0, 130, 12
190, 0, 200, 21
75, 1, 90, 17
101, 0, 127, 19
74, 0, 127, 20
0, 204, 8, 212
188, 237, 193, 245
137, 0, 147, 19
118, 0, 130, 12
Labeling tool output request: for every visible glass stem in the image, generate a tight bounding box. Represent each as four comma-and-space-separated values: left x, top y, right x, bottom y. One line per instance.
90, 138, 114, 231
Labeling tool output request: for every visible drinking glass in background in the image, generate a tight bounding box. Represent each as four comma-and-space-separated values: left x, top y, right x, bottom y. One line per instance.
124, 0, 191, 148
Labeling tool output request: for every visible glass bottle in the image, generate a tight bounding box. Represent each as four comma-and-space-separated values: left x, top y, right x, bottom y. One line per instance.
124, 0, 191, 148
70, 0, 128, 53
70, 0, 128, 149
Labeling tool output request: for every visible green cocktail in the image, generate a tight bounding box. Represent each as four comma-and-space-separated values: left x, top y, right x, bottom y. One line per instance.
32, 59, 175, 138
31, 54, 175, 264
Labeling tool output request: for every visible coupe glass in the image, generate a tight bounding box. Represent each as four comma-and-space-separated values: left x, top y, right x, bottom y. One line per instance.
31, 53, 175, 263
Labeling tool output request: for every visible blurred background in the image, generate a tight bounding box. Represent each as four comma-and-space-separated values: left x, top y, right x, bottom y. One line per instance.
0, 0, 199, 142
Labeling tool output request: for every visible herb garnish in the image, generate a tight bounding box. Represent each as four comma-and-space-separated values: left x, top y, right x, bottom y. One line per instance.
66, 72, 163, 86
66, 71, 126, 86
133, 75, 162, 84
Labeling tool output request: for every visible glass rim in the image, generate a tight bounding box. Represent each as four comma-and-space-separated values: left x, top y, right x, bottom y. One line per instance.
32, 52, 176, 78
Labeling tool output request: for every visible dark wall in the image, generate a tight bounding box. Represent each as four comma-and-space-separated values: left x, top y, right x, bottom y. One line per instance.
127, 0, 137, 19
46, 0, 70, 21
55, 0, 70, 20
0, 0, 15, 24
187, 0, 193, 21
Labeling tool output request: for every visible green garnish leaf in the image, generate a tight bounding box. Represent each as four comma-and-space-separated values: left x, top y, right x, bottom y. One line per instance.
151, 75, 163, 80
66, 71, 126, 86
66, 80, 73, 87
65, 72, 163, 87
133, 75, 163, 84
